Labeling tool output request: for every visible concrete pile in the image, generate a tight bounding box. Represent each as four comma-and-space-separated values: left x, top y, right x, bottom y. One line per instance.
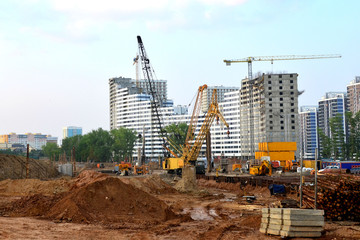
260, 208, 324, 238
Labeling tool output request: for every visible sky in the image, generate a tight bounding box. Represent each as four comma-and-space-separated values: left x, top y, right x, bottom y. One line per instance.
0, 0, 359, 142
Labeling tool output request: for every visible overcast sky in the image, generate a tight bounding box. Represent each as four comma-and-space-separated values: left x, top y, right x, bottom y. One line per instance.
0, 0, 359, 142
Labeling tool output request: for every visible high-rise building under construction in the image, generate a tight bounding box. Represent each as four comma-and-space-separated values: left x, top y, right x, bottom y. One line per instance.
240, 73, 299, 159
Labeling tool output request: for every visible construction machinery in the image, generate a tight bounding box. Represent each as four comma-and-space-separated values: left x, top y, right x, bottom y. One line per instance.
114, 162, 132, 176
137, 36, 169, 162
163, 85, 229, 174
249, 157, 272, 176
133, 165, 150, 175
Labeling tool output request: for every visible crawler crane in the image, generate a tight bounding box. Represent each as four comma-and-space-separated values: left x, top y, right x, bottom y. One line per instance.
163, 85, 230, 174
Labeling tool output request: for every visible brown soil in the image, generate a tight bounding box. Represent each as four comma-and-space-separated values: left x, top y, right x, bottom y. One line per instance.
0, 154, 59, 180
0, 170, 359, 239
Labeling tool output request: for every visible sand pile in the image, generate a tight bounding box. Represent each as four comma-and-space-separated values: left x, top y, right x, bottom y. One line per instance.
4, 171, 177, 224
0, 154, 58, 180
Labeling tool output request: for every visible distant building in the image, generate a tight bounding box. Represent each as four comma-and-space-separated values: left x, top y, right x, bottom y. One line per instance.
201, 86, 239, 113
299, 106, 318, 159
240, 73, 299, 159
317, 92, 348, 156
173, 105, 188, 115
347, 76, 360, 114
0, 133, 58, 150
63, 126, 82, 139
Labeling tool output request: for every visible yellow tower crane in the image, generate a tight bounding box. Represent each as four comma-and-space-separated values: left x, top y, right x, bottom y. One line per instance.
223, 54, 341, 80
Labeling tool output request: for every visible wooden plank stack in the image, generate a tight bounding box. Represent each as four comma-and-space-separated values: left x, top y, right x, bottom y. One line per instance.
260, 208, 324, 238
303, 174, 360, 221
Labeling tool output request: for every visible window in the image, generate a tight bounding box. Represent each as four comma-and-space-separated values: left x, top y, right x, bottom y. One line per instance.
290, 74, 293, 78
279, 74, 282, 78
270, 115, 273, 118
291, 103, 294, 106
268, 81, 271, 84
280, 103, 283, 107
280, 121, 284, 124
292, 126, 295, 129
291, 120, 295, 124
268, 75, 271, 78
280, 92, 283, 95
269, 98, 272, 101
280, 98, 283, 101
280, 109, 283, 112
279, 80, 282, 84
269, 103, 272, 107
270, 121, 273, 124
291, 97, 294, 101
270, 126, 273, 130
290, 86, 294, 89
291, 92, 294, 95
290, 80, 293, 83
291, 109, 295, 112
269, 87, 272, 90
281, 126, 284, 130
279, 86, 283, 90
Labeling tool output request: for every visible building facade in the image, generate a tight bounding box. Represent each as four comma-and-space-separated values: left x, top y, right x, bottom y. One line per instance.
0, 133, 58, 150
240, 73, 299, 158
298, 106, 318, 159
317, 92, 348, 158
201, 86, 239, 113
63, 126, 82, 139
347, 76, 360, 115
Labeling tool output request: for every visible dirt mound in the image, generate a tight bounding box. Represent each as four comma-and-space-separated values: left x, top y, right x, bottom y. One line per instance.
4, 171, 177, 225
0, 178, 71, 196
121, 174, 176, 194
70, 170, 108, 190
0, 154, 58, 180
47, 177, 177, 224
197, 179, 242, 193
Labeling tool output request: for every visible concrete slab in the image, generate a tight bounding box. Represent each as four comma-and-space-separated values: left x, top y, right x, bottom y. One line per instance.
261, 217, 270, 223
280, 230, 322, 238
267, 224, 323, 232
269, 219, 324, 227
262, 208, 270, 214
270, 214, 324, 221
267, 228, 281, 235
282, 208, 324, 216
269, 208, 283, 214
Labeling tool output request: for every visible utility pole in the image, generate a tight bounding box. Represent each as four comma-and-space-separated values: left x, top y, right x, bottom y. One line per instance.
26, 144, 29, 179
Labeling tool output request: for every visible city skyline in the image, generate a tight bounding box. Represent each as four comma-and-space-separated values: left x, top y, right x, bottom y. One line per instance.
1, 0, 359, 140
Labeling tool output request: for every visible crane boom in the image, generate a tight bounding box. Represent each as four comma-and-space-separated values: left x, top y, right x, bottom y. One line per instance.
137, 35, 168, 158
224, 54, 341, 80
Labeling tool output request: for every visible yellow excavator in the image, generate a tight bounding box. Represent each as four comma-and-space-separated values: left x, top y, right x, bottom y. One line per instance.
163, 85, 229, 174
249, 157, 272, 176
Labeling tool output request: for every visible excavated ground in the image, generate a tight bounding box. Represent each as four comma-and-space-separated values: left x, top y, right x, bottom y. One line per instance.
0, 170, 359, 239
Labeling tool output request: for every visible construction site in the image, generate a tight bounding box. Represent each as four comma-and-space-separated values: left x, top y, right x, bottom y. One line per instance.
1, 153, 360, 239
1, 36, 360, 239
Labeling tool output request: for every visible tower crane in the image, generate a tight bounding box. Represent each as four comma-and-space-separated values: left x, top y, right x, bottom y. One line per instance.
224, 54, 341, 159
224, 54, 341, 80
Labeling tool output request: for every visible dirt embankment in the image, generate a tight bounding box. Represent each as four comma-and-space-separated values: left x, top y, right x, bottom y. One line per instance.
0, 154, 59, 180
1, 170, 177, 225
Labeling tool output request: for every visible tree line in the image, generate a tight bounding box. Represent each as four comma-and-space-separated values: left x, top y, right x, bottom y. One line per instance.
319, 111, 360, 160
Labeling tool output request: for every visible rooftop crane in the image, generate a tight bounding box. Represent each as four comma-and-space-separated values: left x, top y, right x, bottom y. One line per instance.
224, 54, 342, 80
137, 36, 168, 160
224, 54, 341, 158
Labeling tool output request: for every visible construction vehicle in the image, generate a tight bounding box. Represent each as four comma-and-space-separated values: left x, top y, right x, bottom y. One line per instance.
114, 162, 132, 176
163, 85, 229, 174
249, 157, 272, 176
133, 165, 150, 175
232, 164, 242, 172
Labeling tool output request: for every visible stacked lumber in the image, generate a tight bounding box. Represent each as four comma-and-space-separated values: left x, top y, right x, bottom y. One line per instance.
302, 174, 360, 221
260, 208, 324, 238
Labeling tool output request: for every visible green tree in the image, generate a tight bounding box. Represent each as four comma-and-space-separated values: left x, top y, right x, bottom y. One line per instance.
42, 142, 61, 161
163, 123, 188, 156
329, 114, 346, 160
110, 127, 137, 162
61, 135, 82, 161
77, 128, 113, 162
346, 111, 360, 160
318, 128, 332, 159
